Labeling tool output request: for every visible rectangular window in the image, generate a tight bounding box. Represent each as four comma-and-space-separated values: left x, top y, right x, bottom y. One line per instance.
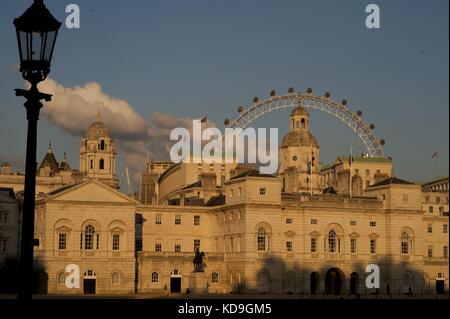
436, 197, 441, 204
350, 238, 357, 254
403, 194, 409, 202
350, 220, 357, 226
370, 221, 376, 227
238, 187, 242, 196
439, 207, 444, 215
444, 224, 448, 234
194, 215, 200, 226
175, 240, 181, 252
429, 206, 434, 214
175, 214, 182, 225
310, 238, 317, 253
58, 233, 67, 251
311, 219, 317, 225
155, 240, 162, 252
425, 196, 429, 203
286, 241, 293, 252
259, 188, 266, 195
0, 239, 7, 253
365, 169, 370, 177
286, 218, 293, 224
194, 239, 201, 251
230, 189, 234, 198
155, 214, 162, 225
370, 239, 377, 254
112, 234, 120, 251
354, 169, 359, 175
427, 224, 433, 233
428, 246, 433, 257
444, 246, 448, 258
401, 241, 408, 255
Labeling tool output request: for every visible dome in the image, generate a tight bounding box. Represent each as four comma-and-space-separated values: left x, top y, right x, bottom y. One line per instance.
281, 130, 318, 147
291, 106, 309, 117
85, 121, 110, 140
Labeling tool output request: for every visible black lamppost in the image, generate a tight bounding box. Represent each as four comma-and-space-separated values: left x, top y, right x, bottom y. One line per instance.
13, 0, 61, 300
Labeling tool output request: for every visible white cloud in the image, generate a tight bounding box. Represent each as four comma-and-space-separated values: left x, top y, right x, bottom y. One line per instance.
33, 78, 216, 189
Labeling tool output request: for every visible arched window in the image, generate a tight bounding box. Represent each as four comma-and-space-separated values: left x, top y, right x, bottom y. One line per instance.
99, 159, 105, 170
211, 272, 219, 283
58, 272, 65, 285
100, 140, 105, 150
301, 118, 305, 129
328, 230, 336, 253
151, 272, 159, 283
111, 272, 120, 285
85, 225, 95, 250
257, 228, 266, 251
401, 232, 409, 255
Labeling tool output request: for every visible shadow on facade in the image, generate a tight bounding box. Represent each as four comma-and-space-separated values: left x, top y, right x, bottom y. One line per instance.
232, 255, 432, 298
0, 257, 47, 294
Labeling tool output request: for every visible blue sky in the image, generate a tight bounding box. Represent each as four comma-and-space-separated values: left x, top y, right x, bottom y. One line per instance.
0, 0, 448, 190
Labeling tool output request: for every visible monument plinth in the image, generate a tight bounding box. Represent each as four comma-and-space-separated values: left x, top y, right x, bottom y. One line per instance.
189, 249, 208, 294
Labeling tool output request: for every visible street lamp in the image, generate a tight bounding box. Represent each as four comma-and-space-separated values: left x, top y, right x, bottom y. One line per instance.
13, 0, 61, 300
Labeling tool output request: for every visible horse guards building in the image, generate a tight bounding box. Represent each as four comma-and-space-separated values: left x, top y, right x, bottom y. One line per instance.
0, 106, 448, 297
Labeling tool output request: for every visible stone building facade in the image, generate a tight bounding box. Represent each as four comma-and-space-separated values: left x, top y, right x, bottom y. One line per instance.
1, 107, 447, 296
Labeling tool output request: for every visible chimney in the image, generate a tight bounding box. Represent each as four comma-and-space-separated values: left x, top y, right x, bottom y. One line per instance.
200, 173, 216, 191
1, 162, 11, 175
230, 163, 255, 178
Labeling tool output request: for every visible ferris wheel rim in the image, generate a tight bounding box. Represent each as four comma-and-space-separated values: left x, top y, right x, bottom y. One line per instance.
226, 92, 385, 158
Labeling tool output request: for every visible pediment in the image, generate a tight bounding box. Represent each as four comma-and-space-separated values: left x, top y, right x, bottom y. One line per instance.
309, 231, 321, 237
284, 230, 296, 238
48, 180, 136, 204
349, 232, 360, 238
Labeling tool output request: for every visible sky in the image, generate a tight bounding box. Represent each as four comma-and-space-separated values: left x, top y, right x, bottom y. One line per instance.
0, 0, 448, 191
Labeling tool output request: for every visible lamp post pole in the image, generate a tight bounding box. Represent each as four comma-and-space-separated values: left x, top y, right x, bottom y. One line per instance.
13, 0, 61, 300
16, 84, 52, 300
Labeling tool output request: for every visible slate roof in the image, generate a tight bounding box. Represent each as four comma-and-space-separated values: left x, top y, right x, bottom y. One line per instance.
368, 176, 414, 188
230, 169, 275, 180
205, 194, 226, 206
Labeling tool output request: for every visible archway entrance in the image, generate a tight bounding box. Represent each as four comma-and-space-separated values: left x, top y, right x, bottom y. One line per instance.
83, 270, 96, 294
325, 268, 344, 295
257, 270, 270, 293
436, 277, 445, 294
170, 270, 182, 293
310, 272, 320, 295
350, 272, 359, 295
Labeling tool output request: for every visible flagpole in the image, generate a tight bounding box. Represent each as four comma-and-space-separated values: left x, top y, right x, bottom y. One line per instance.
349, 146, 352, 198
310, 146, 313, 196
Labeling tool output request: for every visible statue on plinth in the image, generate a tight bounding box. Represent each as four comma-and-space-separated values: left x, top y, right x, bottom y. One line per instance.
193, 249, 206, 272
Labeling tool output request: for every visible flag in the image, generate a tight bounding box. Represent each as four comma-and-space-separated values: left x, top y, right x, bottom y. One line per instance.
124, 166, 131, 190
431, 151, 438, 159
